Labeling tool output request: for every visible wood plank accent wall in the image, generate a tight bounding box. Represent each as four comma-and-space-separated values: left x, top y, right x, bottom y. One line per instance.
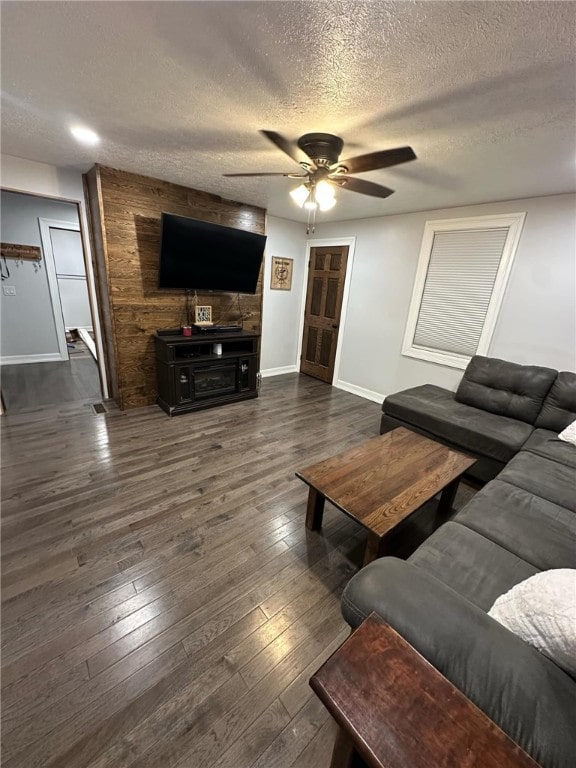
84, 165, 266, 410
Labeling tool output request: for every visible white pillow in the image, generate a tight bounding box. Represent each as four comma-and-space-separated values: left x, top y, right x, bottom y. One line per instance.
488, 569, 576, 676
558, 419, 576, 446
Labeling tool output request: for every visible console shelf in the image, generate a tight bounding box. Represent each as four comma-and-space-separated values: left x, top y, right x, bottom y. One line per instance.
154, 330, 260, 416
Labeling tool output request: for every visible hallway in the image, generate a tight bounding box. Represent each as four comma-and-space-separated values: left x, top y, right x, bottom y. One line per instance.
1, 352, 101, 414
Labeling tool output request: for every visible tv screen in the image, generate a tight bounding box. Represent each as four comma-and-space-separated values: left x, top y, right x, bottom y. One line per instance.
158, 213, 266, 294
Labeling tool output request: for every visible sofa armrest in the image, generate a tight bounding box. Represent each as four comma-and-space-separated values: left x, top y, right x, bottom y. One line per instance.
342, 558, 576, 768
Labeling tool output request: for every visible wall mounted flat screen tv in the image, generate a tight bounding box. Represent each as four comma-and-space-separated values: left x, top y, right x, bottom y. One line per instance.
158, 213, 266, 294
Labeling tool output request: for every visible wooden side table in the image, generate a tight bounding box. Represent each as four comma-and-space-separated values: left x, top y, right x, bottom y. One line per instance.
310, 613, 541, 768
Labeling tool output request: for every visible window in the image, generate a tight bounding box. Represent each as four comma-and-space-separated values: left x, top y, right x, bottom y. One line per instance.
402, 212, 526, 369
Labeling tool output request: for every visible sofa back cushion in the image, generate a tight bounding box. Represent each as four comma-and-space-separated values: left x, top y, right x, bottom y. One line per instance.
455, 356, 557, 424
535, 371, 576, 432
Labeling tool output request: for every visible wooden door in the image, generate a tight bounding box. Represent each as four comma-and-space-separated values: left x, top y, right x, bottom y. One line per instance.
300, 245, 349, 383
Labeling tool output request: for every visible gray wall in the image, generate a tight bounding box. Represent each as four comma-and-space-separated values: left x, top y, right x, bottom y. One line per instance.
313, 193, 576, 400
261, 216, 308, 374
1, 190, 80, 360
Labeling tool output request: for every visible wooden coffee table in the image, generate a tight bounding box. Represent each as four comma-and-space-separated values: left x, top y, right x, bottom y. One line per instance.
296, 427, 476, 565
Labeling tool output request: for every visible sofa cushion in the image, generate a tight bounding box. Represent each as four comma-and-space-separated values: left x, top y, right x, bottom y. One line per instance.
498, 452, 576, 513
522, 429, 576, 469
455, 355, 557, 425
535, 371, 576, 432
382, 384, 533, 463
455, 479, 576, 571
380, 413, 504, 484
407, 521, 538, 611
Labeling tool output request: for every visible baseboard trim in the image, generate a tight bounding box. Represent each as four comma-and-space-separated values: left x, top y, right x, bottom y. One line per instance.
260, 365, 299, 378
0, 352, 65, 365
335, 379, 385, 404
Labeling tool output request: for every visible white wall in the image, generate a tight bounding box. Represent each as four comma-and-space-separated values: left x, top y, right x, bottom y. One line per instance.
260, 216, 308, 375
1, 155, 87, 202
1, 190, 80, 360
1, 154, 108, 393
312, 193, 576, 401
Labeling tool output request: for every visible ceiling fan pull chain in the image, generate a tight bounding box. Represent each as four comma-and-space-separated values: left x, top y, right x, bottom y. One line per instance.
306, 203, 316, 235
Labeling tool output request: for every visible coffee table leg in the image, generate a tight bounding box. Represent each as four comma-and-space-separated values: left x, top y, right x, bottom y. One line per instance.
305, 487, 325, 530
436, 477, 460, 525
363, 532, 382, 566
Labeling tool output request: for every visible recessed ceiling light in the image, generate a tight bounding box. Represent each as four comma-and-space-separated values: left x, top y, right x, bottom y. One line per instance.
70, 126, 100, 146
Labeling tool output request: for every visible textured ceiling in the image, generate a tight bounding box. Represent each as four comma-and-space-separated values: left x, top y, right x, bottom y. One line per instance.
1, 1, 575, 222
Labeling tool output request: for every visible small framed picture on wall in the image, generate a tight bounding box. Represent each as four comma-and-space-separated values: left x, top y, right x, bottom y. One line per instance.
270, 256, 293, 291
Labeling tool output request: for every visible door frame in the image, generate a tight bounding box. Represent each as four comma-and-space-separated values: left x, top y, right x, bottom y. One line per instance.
39, 218, 83, 362
296, 236, 357, 385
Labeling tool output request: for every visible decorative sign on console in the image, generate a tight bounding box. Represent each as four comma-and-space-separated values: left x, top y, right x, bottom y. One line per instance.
194, 305, 213, 326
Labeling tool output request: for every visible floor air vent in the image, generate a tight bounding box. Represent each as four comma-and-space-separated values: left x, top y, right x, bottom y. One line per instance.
91, 402, 107, 414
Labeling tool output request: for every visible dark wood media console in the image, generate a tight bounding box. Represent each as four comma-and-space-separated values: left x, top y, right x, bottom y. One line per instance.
154, 330, 260, 416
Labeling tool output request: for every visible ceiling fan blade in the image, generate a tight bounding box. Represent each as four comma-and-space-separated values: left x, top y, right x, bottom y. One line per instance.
330, 177, 394, 198
260, 130, 303, 166
223, 172, 307, 178
337, 146, 416, 175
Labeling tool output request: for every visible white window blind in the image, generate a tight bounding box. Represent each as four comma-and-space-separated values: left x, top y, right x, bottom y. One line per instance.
402, 213, 526, 369
413, 228, 508, 357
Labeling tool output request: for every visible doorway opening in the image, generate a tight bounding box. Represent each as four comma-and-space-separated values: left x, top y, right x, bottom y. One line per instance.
298, 239, 355, 384
0, 189, 104, 413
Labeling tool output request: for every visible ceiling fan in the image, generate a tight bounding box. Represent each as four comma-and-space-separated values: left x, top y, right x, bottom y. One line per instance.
224, 130, 417, 212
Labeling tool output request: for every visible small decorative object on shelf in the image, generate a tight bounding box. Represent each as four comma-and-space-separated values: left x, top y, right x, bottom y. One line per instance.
194, 305, 213, 326
271, 256, 293, 291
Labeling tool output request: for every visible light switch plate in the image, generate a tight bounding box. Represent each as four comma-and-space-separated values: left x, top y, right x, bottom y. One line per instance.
2, 286, 16, 296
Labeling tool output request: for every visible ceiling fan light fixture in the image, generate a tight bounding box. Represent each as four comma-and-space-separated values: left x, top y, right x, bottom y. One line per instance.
318, 197, 336, 212
315, 180, 336, 209
290, 184, 310, 207
291, 180, 336, 212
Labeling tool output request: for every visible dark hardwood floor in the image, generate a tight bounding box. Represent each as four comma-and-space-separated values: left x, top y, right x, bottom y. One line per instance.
1, 373, 473, 767
1, 374, 380, 767
1, 354, 102, 414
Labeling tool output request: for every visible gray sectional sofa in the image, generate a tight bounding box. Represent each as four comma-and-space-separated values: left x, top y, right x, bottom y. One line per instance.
342, 357, 576, 768
380, 356, 575, 484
